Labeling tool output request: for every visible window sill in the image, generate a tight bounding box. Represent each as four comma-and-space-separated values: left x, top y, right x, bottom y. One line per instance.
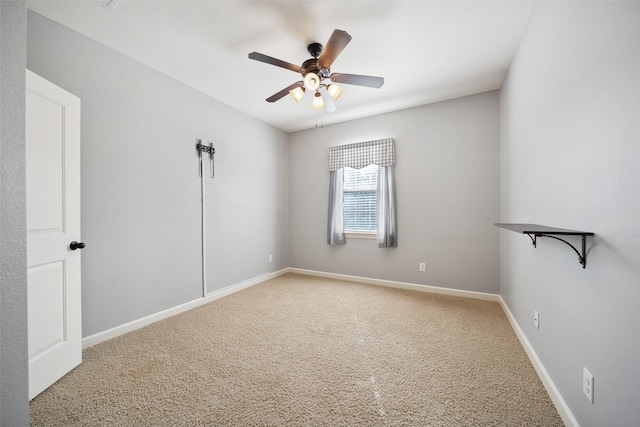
345, 232, 376, 240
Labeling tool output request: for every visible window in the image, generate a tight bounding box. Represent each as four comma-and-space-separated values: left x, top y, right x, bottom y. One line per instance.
343, 164, 378, 233
327, 138, 396, 247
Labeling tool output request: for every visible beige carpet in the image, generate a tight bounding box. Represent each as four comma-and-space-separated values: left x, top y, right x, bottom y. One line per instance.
30, 273, 563, 426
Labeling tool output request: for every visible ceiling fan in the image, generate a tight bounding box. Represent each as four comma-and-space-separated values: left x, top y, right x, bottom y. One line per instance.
248, 29, 384, 113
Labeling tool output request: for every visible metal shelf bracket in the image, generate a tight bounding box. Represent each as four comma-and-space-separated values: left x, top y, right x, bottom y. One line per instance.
495, 223, 594, 269
529, 233, 588, 268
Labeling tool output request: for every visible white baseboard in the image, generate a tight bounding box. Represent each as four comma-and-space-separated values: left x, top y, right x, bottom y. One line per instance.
82, 269, 289, 349
288, 267, 501, 302
498, 297, 579, 427
83, 268, 497, 349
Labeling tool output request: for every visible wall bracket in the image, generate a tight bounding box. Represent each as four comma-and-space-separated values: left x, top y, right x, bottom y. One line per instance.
495, 223, 594, 268
196, 139, 215, 178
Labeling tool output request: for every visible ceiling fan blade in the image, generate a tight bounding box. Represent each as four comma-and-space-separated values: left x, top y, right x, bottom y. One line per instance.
248, 52, 303, 73
318, 29, 352, 69
265, 81, 304, 103
330, 73, 384, 88
318, 86, 336, 113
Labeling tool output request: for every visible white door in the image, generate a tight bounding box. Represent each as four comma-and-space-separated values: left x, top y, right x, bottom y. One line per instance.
26, 70, 82, 400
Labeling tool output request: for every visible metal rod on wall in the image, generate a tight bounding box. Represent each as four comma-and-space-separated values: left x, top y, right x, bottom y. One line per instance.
195, 139, 215, 298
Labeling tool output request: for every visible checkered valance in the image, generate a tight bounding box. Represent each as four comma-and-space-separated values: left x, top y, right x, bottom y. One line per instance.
328, 138, 395, 171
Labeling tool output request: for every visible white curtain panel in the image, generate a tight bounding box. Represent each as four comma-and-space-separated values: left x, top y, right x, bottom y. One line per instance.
377, 164, 397, 248
327, 168, 346, 245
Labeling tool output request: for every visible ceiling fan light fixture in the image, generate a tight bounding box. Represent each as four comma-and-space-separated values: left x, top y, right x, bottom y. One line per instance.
289, 86, 305, 103
304, 72, 321, 91
248, 29, 384, 113
312, 92, 325, 110
327, 84, 343, 101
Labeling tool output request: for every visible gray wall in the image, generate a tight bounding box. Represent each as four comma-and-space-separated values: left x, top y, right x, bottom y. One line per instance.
289, 92, 500, 293
204, 113, 290, 291
27, 11, 290, 337
0, 1, 29, 424
499, 2, 640, 426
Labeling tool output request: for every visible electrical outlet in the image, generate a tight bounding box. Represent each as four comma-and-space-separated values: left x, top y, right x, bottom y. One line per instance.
268, 254, 272, 263
583, 367, 594, 403
419, 262, 426, 272
534, 310, 539, 329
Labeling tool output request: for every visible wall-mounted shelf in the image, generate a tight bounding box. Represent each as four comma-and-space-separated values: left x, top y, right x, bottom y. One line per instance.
494, 223, 594, 269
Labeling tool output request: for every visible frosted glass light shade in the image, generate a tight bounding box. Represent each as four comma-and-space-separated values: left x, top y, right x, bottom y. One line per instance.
289, 86, 305, 103
312, 92, 325, 110
304, 73, 321, 91
327, 84, 343, 101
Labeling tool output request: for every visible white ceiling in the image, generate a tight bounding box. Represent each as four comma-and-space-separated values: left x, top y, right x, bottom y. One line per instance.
26, 0, 534, 133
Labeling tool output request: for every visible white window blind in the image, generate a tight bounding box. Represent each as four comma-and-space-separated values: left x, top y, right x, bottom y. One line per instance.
344, 164, 378, 233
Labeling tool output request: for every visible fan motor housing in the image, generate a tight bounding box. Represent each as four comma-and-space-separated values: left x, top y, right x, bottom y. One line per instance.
307, 42, 323, 58
301, 58, 320, 77
302, 43, 331, 78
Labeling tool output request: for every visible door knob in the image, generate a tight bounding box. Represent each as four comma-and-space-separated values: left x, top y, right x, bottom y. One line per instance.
69, 241, 85, 250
